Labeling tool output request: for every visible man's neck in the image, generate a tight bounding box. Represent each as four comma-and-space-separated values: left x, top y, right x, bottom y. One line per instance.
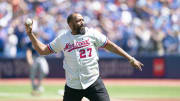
71, 31, 77, 35
71, 30, 82, 35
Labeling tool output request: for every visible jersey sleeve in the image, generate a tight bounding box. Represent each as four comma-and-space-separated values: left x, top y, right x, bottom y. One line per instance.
93, 29, 108, 48
47, 35, 63, 53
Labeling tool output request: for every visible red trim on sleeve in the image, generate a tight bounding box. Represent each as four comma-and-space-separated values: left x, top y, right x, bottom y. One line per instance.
101, 38, 108, 48
102, 41, 108, 48
47, 44, 53, 53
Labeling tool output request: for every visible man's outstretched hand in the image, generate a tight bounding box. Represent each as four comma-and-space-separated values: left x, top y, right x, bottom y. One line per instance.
129, 58, 144, 71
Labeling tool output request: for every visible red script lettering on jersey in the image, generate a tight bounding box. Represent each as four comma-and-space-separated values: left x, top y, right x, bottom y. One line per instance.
64, 39, 90, 52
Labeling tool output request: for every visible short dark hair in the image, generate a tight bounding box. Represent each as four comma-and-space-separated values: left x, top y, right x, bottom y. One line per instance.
67, 12, 79, 24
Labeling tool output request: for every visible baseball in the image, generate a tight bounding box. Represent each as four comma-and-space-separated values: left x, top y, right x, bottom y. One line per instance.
25, 18, 33, 25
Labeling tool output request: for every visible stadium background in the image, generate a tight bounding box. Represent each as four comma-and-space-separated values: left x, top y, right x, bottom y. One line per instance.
0, 0, 180, 101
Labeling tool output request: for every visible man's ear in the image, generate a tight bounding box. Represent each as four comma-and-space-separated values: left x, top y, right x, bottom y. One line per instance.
68, 22, 73, 30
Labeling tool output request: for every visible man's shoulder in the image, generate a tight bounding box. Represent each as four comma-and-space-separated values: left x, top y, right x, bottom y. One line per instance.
86, 27, 102, 37
85, 27, 96, 35
86, 27, 101, 34
56, 30, 70, 38
86, 27, 95, 32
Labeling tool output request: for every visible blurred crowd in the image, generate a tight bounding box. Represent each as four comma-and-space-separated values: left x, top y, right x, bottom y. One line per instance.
0, 0, 179, 58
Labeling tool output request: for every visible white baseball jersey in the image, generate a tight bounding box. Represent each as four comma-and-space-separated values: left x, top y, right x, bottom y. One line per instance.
48, 27, 107, 89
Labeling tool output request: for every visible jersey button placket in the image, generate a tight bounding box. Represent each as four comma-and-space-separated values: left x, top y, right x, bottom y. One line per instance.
74, 39, 83, 87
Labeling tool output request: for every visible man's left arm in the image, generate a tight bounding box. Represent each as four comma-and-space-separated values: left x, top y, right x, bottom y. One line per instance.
104, 40, 144, 71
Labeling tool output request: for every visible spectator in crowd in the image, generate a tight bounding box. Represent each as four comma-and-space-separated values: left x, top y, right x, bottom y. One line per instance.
0, 0, 179, 57
26, 32, 49, 96
4, 27, 18, 57
0, 0, 13, 28
0, 26, 5, 54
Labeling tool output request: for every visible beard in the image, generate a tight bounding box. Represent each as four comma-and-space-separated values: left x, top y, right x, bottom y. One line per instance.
79, 26, 85, 35
74, 24, 86, 35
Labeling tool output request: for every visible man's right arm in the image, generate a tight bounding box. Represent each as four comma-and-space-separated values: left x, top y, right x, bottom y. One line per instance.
25, 23, 53, 55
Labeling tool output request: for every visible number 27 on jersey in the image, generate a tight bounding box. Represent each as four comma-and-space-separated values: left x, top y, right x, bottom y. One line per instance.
79, 48, 92, 58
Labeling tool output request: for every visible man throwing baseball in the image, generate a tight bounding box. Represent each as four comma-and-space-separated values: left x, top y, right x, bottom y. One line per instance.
25, 12, 143, 101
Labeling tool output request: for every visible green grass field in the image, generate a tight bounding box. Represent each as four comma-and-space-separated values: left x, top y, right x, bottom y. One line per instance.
0, 84, 180, 101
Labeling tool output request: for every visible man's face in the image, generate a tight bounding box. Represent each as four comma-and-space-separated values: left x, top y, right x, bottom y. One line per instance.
71, 14, 85, 34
